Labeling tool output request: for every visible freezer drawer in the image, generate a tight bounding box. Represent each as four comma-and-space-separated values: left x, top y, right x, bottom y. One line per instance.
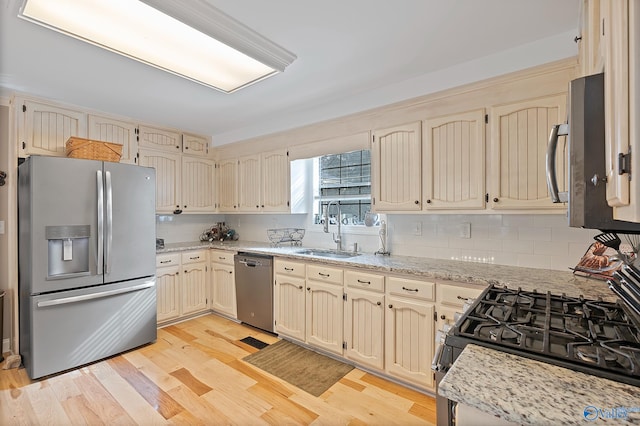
21, 278, 157, 379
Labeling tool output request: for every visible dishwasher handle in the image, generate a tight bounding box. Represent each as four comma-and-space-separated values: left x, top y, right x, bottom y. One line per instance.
237, 259, 264, 268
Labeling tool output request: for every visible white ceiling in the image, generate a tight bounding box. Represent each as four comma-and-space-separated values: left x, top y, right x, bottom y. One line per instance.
0, 0, 581, 146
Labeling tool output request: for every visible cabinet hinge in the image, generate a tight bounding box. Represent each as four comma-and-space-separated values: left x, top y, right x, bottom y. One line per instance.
343, 293, 347, 301
287, 201, 290, 207
485, 193, 489, 203
372, 197, 376, 205
434, 312, 438, 321
22, 104, 26, 113
372, 135, 375, 143
286, 150, 289, 157
342, 341, 347, 350
618, 151, 631, 175
485, 114, 488, 124
22, 141, 26, 150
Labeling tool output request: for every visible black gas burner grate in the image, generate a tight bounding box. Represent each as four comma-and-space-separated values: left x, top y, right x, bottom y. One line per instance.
454, 285, 640, 378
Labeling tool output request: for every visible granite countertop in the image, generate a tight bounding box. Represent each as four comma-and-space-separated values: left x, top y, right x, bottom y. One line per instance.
157, 240, 615, 301
439, 344, 640, 425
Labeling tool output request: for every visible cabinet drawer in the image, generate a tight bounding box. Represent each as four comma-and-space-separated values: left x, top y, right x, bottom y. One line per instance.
438, 282, 484, 307
344, 269, 384, 292
210, 249, 235, 265
307, 264, 343, 285
156, 253, 180, 268
386, 276, 435, 301
181, 250, 207, 264
274, 259, 305, 278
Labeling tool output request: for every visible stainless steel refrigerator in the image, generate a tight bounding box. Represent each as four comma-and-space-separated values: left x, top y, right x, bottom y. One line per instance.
18, 155, 157, 379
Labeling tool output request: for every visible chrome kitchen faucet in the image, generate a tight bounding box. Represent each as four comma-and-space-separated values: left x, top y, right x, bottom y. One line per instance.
323, 201, 342, 251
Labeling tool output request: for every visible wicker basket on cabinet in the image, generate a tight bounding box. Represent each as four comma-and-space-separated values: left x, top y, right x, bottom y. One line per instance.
65, 137, 122, 162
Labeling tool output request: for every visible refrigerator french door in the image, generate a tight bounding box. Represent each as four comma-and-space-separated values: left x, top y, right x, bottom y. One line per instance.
19, 155, 157, 379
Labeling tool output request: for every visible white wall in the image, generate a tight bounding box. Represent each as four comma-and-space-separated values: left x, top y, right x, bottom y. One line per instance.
164, 211, 597, 272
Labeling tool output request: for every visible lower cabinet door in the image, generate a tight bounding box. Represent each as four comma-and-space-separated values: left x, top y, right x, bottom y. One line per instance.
344, 288, 385, 370
274, 274, 306, 341
157, 265, 181, 323
306, 280, 343, 355
385, 295, 435, 389
182, 262, 208, 316
210, 262, 237, 318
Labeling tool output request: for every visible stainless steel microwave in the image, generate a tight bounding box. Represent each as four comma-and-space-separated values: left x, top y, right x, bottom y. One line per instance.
546, 72, 640, 233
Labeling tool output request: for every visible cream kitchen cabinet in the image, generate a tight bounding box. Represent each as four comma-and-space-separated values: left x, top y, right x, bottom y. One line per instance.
217, 158, 239, 212
305, 264, 344, 355
238, 154, 262, 212
343, 269, 385, 370
371, 122, 422, 211
234, 149, 291, 213
87, 114, 138, 164
138, 125, 181, 152
209, 249, 237, 319
577, 0, 604, 77
489, 93, 568, 211
181, 155, 216, 213
385, 276, 435, 390
181, 251, 208, 316
182, 133, 209, 156
139, 148, 182, 213
274, 259, 306, 341
18, 99, 87, 157
261, 149, 290, 212
423, 109, 486, 210
156, 253, 181, 323
602, 0, 640, 223
436, 281, 484, 332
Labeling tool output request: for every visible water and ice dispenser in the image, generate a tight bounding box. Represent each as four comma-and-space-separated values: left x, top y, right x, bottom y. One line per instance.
45, 225, 90, 278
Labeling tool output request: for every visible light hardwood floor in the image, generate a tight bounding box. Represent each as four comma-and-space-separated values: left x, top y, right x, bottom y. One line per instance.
0, 314, 436, 425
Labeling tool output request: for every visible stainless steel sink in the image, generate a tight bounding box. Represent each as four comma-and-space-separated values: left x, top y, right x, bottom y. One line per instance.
294, 248, 360, 259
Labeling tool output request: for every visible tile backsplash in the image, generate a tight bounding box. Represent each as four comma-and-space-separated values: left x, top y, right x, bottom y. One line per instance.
159, 212, 598, 272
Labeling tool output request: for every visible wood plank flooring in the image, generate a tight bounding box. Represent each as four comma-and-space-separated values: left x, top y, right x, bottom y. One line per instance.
0, 314, 436, 425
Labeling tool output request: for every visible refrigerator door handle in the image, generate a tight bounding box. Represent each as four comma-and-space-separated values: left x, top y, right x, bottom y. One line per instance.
96, 170, 104, 275
36, 280, 156, 307
105, 170, 113, 274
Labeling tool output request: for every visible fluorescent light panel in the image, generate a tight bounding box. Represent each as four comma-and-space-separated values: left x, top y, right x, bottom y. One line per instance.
18, 0, 296, 93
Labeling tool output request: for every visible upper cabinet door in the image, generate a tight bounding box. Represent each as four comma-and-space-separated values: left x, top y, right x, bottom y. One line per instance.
423, 109, 485, 210
181, 156, 216, 213
182, 133, 209, 156
262, 149, 290, 212
138, 125, 181, 152
138, 148, 182, 213
20, 100, 87, 157
237, 155, 262, 212
603, 0, 630, 208
489, 94, 568, 210
372, 122, 422, 211
88, 115, 137, 164
217, 159, 238, 212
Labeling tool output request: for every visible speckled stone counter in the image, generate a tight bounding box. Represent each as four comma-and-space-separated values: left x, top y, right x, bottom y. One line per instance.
157, 240, 614, 301
439, 344, 640, 425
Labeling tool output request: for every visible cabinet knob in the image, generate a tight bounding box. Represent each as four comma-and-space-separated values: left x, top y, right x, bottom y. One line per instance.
377, 301, 381, 306
176, 145, 180, 149
261, 205, 264, 208
440, 314, 446, 320
298, 285, 303, 290
388, 304, 393, 309
426, 199, 431, 204
256, 205, 259, 208
414, 200, 419, 204
493, 197, 499, 203
307, 287, 311, 291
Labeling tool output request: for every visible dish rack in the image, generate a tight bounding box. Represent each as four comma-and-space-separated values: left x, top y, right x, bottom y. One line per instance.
267, 228, 305, 246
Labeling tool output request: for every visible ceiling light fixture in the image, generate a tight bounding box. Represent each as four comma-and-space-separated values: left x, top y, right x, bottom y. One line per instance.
18, 0, 297, 93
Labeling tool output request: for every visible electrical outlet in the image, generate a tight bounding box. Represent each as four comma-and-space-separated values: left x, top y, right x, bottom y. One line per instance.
413, 221, 422, 236
459, 222, 471, 239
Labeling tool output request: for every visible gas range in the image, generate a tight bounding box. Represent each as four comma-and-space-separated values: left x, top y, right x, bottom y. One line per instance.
440, 285, 640, 387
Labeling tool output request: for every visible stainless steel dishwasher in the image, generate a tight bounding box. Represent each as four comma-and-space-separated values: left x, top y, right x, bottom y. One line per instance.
234, 252, 274, 332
